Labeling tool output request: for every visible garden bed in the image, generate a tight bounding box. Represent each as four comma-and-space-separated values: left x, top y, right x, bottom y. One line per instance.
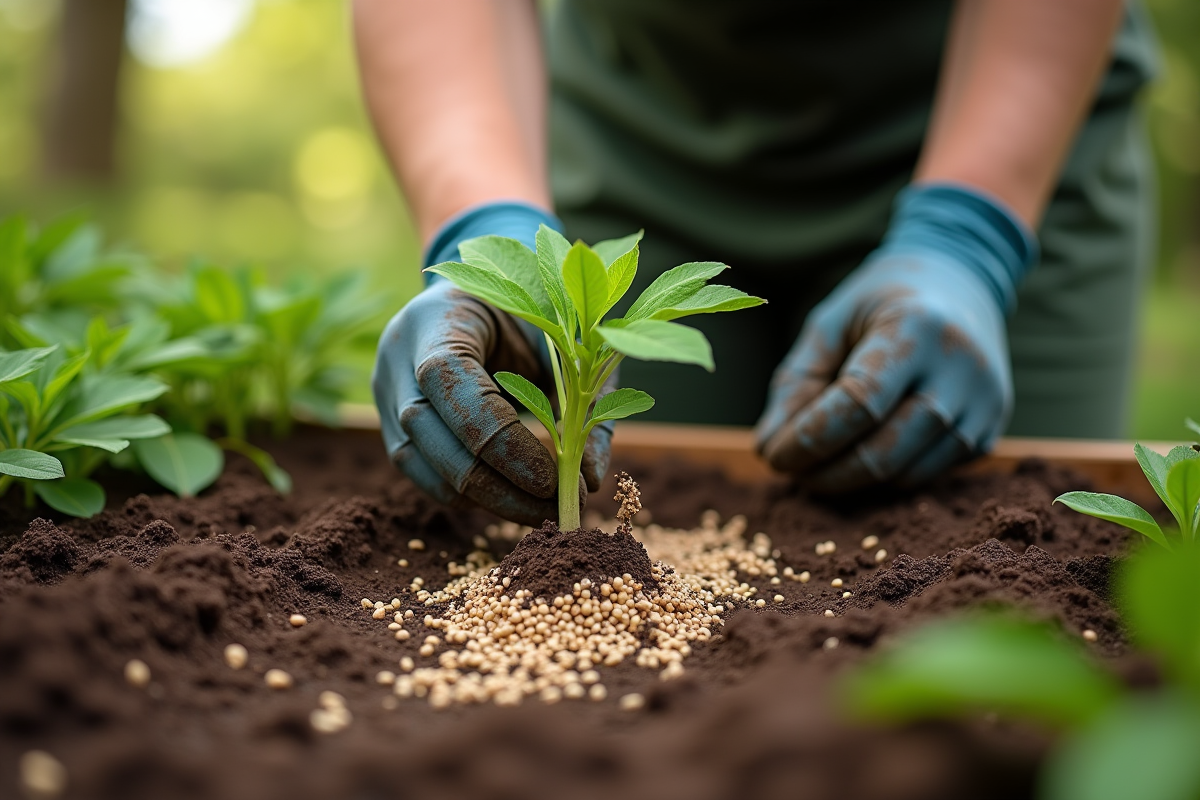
0, 424, 1148, 800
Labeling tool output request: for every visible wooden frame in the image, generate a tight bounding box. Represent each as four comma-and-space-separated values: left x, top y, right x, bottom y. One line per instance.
337, 404, 1176, 503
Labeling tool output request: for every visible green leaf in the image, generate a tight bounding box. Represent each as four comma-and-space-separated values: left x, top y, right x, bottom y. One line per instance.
258, 293, 321, 346
458, 236, 553, 318
218, 438, 292, 494
0, 449, 65, 480
494, 371, 558, 445
1186, 418, 1200, 439
561, 242, 611, 333
598, 319, 715, 371
649, 284, 766, 321
41, 223, 100, 280
424, 261, 556, 334
624, 262, 728, 322
34, 477, 105, 518
1041, 694, 1200, 800
589, 388, 654, 425
1119, 543, 1200, 683
55, 374, 169, 428
841, 615, 1120, 728
194, 266, 246, 323
57, 414, 171, 442
1054, 491, 1169, 549
41, 351, 89, 409
133, 433, 224, 497
120, 336, 212, 371
535, 225, 574, 333
1167, 458, 1200, 537
0, 346, 57, 384
1, 381, 40, 420
1135, 443, 1200, 527
592, 231, 643, 266
605, 246, 639, 314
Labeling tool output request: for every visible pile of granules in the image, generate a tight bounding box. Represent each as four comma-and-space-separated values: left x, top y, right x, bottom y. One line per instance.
363, 506, 818, 708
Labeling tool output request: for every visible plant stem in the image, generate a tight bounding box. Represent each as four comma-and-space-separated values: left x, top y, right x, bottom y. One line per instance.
556, 359, 595, 531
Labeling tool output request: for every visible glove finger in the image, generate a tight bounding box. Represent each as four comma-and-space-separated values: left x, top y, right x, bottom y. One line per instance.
415, 349, 557, 499
391, 440, 467, 508
761, 326, 925, 473
401, 401, 563, 526
755, 318, 845, 450
894, 431, 975, 489
581, 422, 614, 493
803, 393, 950, 493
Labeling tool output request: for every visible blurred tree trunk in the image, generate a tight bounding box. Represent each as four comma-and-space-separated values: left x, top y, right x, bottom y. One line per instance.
42, 0, 129, 182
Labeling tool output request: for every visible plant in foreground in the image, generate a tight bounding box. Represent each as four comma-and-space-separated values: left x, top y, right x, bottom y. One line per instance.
0, 344, 171, 517
843, 541, 1200, 800
1054, 420, 1200, 550
427, 226, 765, 529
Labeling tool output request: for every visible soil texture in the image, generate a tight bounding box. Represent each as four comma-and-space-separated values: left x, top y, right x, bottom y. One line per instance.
0, 427, 1141, 800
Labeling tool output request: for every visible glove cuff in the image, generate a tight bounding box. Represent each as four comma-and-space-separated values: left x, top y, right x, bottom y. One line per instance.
423, 201, 565, 285
879, 182, 1039, 314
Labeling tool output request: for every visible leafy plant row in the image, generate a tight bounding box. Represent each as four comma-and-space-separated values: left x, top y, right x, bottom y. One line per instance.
0, 213, 382, 517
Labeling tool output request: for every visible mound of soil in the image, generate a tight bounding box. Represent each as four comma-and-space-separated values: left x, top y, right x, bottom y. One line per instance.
499, 523, 658, 599
0, 427, 1143, 800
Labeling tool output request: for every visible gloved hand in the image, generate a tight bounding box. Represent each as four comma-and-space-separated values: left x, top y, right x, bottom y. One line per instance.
373, 201, 613, 525
755, 183, 1037, 491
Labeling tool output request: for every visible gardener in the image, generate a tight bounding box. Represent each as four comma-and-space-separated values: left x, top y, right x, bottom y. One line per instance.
358, 0, 1156, 523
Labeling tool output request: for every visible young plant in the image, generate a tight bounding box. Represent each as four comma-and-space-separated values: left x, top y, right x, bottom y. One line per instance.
0, 344, 172, 517
841, 542, 1200, 800
426, 226, 765, 530
1054, 422, 1200, 551
6, 315, 226, 500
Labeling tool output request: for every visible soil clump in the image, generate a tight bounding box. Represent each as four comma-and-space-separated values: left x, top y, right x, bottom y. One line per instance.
499, 523, 658, 600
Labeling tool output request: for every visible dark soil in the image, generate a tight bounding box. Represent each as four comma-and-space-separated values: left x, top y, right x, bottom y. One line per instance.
0, 428, 1141, 800
500, 523, 658, 600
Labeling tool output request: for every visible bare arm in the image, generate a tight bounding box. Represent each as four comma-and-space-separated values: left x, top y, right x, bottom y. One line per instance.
352, 0, 548, 244
916, 0, 1124, 227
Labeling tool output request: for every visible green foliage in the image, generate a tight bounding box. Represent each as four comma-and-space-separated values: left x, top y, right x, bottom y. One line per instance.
0, 211, 381, 514
427, 227, 765, 529
0, 215, 143, 341
0, 342, 170, 517
139, 263, 383, 440
842, 538, 1200, 800
1054, 425, 1200, 550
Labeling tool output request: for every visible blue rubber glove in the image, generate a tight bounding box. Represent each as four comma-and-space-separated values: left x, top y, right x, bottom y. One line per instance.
755, 183, 1037, 491
373, 201, 613, 525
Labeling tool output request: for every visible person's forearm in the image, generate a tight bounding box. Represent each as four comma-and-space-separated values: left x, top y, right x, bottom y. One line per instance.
916, 0, 1124, 227
352, 0, 548, 243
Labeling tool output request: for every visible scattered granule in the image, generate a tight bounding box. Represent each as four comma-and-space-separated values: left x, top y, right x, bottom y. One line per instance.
124, 659, 151, 688
264, 669, 293, 690
289, 614, 307, 627
224, 644, 248, 669
19, 750, 68, 798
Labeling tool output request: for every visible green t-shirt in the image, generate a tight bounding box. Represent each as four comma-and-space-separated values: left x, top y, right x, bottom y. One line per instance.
548, 0, 1157, 265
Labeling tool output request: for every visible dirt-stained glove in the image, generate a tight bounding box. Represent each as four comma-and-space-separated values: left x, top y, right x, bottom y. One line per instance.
755, 183, 1037, 491
373, 202, 612, 525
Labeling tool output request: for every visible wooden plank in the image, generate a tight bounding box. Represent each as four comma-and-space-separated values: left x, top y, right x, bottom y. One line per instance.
336, 403, 1180, 498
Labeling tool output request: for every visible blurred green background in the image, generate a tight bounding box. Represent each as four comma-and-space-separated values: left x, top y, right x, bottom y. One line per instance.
0, 0, 1195, 438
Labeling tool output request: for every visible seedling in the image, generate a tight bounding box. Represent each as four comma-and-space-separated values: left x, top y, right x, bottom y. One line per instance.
1054, 421, 1200, 551
842, 541, 1200, 800
426, 226, 764, 529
